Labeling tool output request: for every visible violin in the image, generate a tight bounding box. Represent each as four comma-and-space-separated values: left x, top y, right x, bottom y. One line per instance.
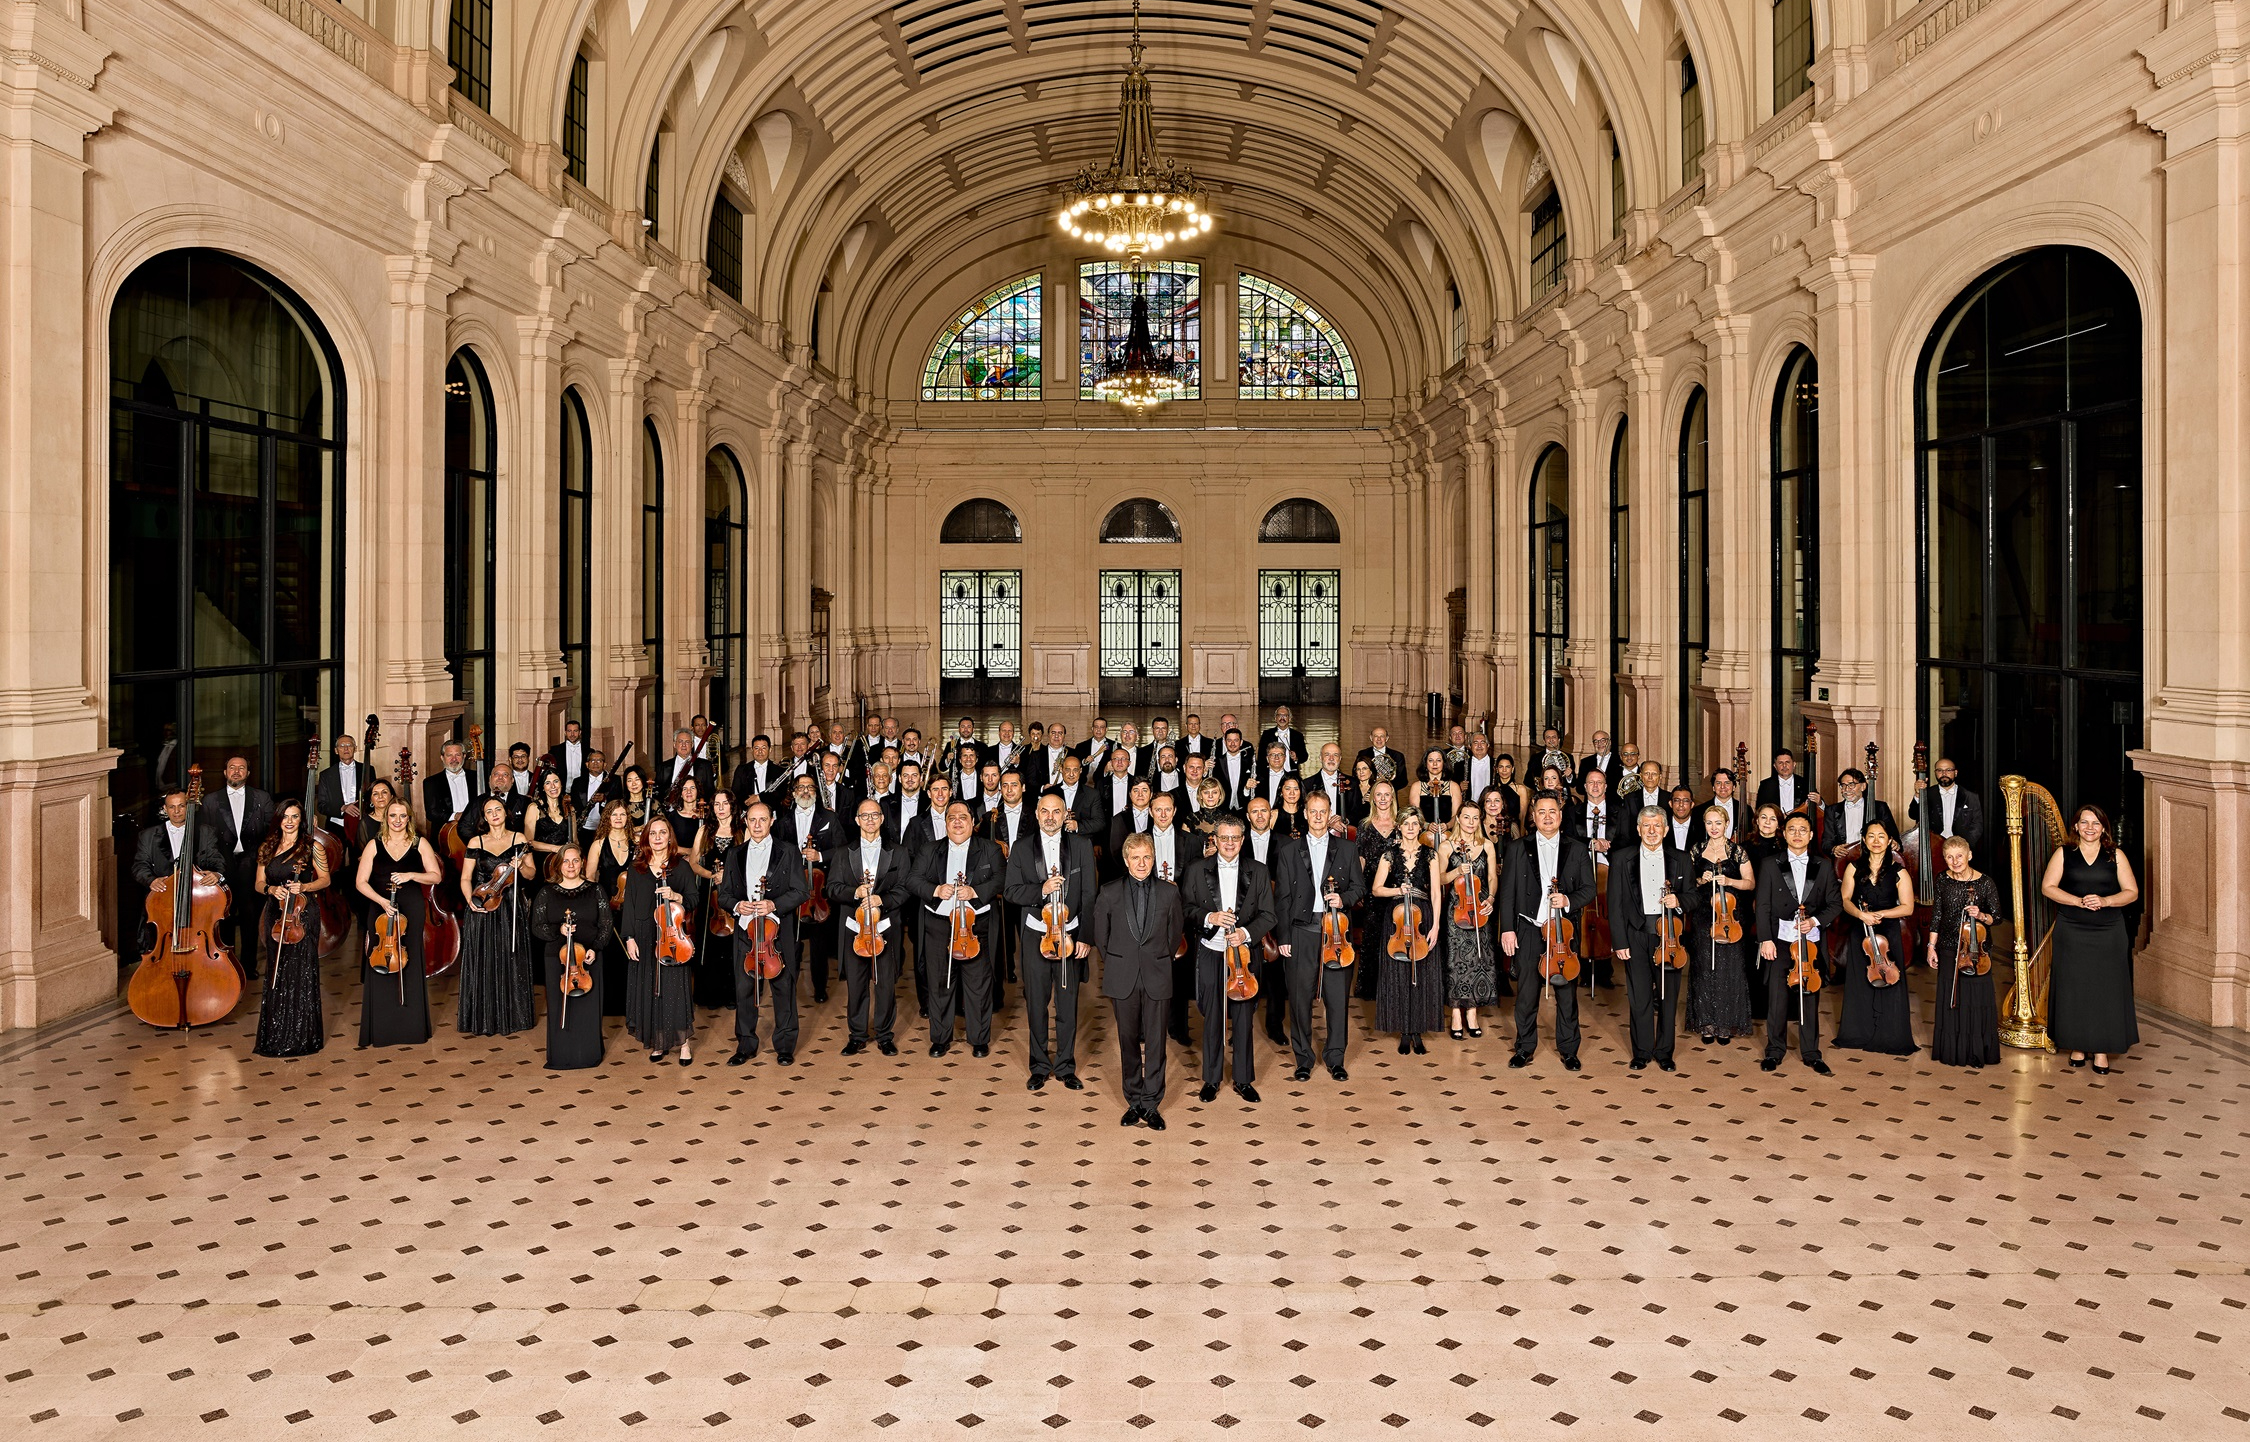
947, 871, 981, 961
1538, 906, 1579, 986
852, 877, 885, 959
1862, 916, 1899, 987
301, 735, 350, 954
800, 843, 831, 924
128, 764, 243, 1030
744, 876, 783, 980
1655, 883, 1689, 971
1039, 863, 1072, 962
1223, 927, 1258, 1002
1449, 858, 1492, 929
1705, 854, 1745, 944
1319, 906, 1355, 968
1387, 877, 1432, 964
557, 916, 593, 1027
1955, 905, 1991, 975
398, 749, 460, 978
269, 849, 310, 948
1786, 905, 1823, 994
708, 834, 737, 938
368, 879, 410, 1004
653, 862, 695, 977
468, 845, 524, 913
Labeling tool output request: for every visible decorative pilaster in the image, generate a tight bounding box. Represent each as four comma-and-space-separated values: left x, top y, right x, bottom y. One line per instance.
1560, 387, 1603, 748
1619, 356, 1667, 760
1691, 312, 1755, 780
783, 438, 816, 730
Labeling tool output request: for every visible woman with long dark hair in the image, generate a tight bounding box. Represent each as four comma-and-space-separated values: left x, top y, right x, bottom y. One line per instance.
592, 798, 637, 1016
2042, 804, 2140, 1074
621, 817, 702, 1065
251, 797, 331, 1058
532, 842, 614, 1070
456, 794, 537, 1036
690, 788, 741, 1009
1406, 749, 1459, 827
1833, 820, 1918, 1055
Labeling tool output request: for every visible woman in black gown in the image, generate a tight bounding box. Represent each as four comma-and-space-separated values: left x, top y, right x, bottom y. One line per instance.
526, 767, 575, 889
1490, 756, 1529, 836
1407, 750, 1458, 828
355, 800, 440, 1046
1833, 820, 1918, 1055
622, 817, 702, 1064
2043, 803, 2141, 1073
455, 795, 538, 1036
1742, 805, 1786, 1021
1476, 787, 1516, 996
251, 798, 331, 1058
1354, 781, 1404, 1001
691, 789, 741, 1009
1684, 805, 1756, 1045
667, 775, 708, 856
590, 800, 637, 1017
1343, 759, 1378, 826
1273, 774, 1307, 839
618, 767, 655, 831
531, 842, 614, 1070
1371, 811, 1445, 1053
1927, 835, 2002, 1068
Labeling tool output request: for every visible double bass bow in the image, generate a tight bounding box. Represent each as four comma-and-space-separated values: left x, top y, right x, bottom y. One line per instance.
128, 764, 243, 1030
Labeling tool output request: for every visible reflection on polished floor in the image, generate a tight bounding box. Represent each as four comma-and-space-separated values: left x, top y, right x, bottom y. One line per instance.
7, 710, 2245, 1437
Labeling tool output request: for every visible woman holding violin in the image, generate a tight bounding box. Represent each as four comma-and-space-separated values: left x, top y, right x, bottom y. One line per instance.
354, 799, 441, 1047
591, 799, 638, 1017
1350, 780, 1405, 1002
1406, 749, 1459, 828
1927, 835, 2002, 1068
1684, 805, 1756, 1046
1437, 808, 1498, 1039
621, 816, 702, 1065
457, 794, 538, 1037
1833, 819, 1918, 1056
250, 797, 332, 1058
2042, 803, 2140, 1074
690, 788, 741, 1009
1370, 811, 1444, 1054
531, 842, 615, 1070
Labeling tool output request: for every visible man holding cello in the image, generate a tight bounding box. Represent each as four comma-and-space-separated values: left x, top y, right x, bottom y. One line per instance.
1608, 807, 1692, 1072
1501, 795, 1596, 1072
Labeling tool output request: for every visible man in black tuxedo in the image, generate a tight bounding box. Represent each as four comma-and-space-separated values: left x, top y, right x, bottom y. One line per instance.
1356, 725, 1404, 788
982, 769, 1035, 984
908, 801, 1006, 1057
1258, 706, 1306, 773
811, 750, 856, 826
1024, 723, 1071, 794
1449, 732, 1497, 802
315, 734, 374, 838
827, 797, 911, 1056
1097, 746, 1140, 845
1104, 777, 1155, 884
1183, 815, 1277, 1105
1756, 812, 1842, 1074
1088, 832, 1185, 1129
1252, 740, 1299, 812
1303, 743, 1354, 818
1271, 792, 1367, 1082
1575, 730, 1623, 799
545, 719, 588, 793
1052, 754, 1100, 836
1754, 749, 1811, 818
716, 799, 810, 1066
1569, 768, 1629, 987
1608, 806, 1692, 1071
1819, 767, 1899, 863
1706, 768, 1749, 839
1134, 718, 1175, 776
731, 734, 787, 808
1501, 795, 1597, 1070
1907, 755, 1984, 852
132, 789, 226, 889
1175, 714, 1216, 764
1004, 792, 1099, 1092
657, 729, 714, 806
775, 773, 840, 1002
422, 739, 481, 838
570, 748, 616, 829
846, 716, 887, 789
1213, 729, 1256, 811
1075, 717, 1118, 778
202, 754, 274, 976
881, 760, 931, 852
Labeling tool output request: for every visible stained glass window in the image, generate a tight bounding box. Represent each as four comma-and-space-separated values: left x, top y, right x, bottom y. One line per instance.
1080, 261, 1200, 400
922, 275, 1043, 400
1237, 274, 1359, 400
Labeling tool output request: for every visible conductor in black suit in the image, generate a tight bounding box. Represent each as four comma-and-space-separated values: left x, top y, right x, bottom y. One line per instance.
1271, 792, 1368, 1082
827, 797, 911, 1056
1907, 756, 1984, 852
1607, 807, 1692, 1071
715, 799, 811, 1066
1088, 832, 1185, 1129
908, 801, 1006, 1057
1004, 792, 1099, 1091
314, 734, 374, 836
1183, 815, 1277, 1104
1501, 795, 1598, 1070
1756, 811, 1843, 1075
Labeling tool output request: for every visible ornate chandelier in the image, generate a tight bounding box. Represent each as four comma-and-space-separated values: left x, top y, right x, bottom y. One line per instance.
1058, 0, 1216, 410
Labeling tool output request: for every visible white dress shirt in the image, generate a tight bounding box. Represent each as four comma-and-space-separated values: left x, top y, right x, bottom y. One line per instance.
846, 839, 891, 935
1777, 851, 1818, 941
1638, 843, 1666, 916
1842, 798, 1865, 845
934, 839, 979, 916
561, 740, 582, 785
1467, 757, 1490, 797
227, 785, 247, 853
793, 803, 818, 844
1936, 785, 1959, 834
897, 794, 921, 833
1775, 776, 1798, 812
1151, 826, 1180, 880
1248, 829, 1273, 867
445, 768, 469, 818
166, 819, 187, 860
1316, 770, 1344, 806
1670, 817, 1692, 850
1534, 832, 1563, 924
742, 837, 774, 902
1307, 834, 1330, 911
1204, 858, 1240, 951
1110, 776, 1132, 815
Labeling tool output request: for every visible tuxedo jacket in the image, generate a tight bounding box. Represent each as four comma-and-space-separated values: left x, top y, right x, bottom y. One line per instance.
896, 804, 953, 866
1131, 741, 1171, 778
729, 758, 790, 806
1568, 795, 1631, 854
1248, 761, 1304, 814
421, 769, 484, 834
824, 837, 912, 950
1074, 736, 1121, 777
981, 802, 1036, 858
1174, 733, 1217, 764
1047, 781, 1103, 833
1908, 785, 1985, 850
1258, 727, 1308, 772
1094, 771, 1141, 828
132, 820, 226, 888
1270, 831, 1370, 941
1087, 877, 1185, 1000
1355, 746, 1406, 782
1577, 752, 1625, 798
569, 769, 618, 821
1498, 833, 1598, 948
1180, 854, 1278, 958
1210, 749, 1258, 809
1104, 806, 1155, 880
1753, 850, 1844, 945
200, 785, 274, 860
314, 763, 374, 824
1022, 746, 1072, 794
907, 834, 1006, 937
880, 791, 935, 851
1754, 774, 1816, 816
1300, 769, 1355, 818
1606, 843, 1692, 953
1820, 798, 1900, 855
654, 755, 716, 806
773, 804, 839, 858
1003, 831, 1100, 944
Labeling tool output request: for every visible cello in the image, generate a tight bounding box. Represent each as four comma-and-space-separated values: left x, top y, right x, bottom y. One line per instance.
128, 765, 243, 1029
342, 713, 380, 854
301, 735, 352, 955
437, 725, 482, 868
399, 748, 461, 978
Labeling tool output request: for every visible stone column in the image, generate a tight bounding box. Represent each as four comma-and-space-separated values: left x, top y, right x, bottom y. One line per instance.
2129, 9, 2250, 1029
604, 357, 652, 760
512, 315, 572, 746
1692, 312, 1755, 782
783, 438, 816, 730
670, 388, 713, 749
1459, 432, 1495, 718
1618, 356, 1668, 760
1488, 425, 1526, 750
0, 7, 116, 1027
1561, 386, 1604, 750
756, 429, 787, 734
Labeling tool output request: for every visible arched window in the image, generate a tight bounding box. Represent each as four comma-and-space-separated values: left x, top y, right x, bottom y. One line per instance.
923, 275, 1043, 401
706, 447, 747, 751
1918, 247, 2142, 845
1680, 55, 1705, 187
559, 388, 592, 735
1528, 445, 1569, 733
1772, 347, 1819, 754
563, 51, 591, 185
1773, 0, 1814, 111
939, 498, 1022, 543
1678, 388, 1710, 779
107, 249, 344, 821
641, 418, 665, 744
1237, 274, 1359, 400
444, 349, 497, 744
708, 194, 743, 303
1258, 499, 1340, 543
1099, 498, 1181, 544
1609, 418, 1630, 733
449, 0, 493, 111
1529, 189, 1567, 304
1082, 260, 1200, 400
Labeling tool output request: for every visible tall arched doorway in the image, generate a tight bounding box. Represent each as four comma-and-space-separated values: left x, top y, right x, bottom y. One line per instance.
705, 446, 748, 752
108, 249, 344, 822
443, 349, 497, 744
1917, 246, 2142, 846
1771, 347, 1818, 753
1527, 444, 1569, 737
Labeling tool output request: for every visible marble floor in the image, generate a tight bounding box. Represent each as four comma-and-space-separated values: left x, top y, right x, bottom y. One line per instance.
3, 947, 2245, 1440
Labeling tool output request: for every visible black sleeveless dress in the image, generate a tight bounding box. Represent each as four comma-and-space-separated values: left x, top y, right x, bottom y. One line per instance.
360, 840, 433, 1047
456, 844, 536, 1036
1832, 856, 1916, 1055
592, 836, 635, 1017
1684, 842, 1753, 1042
1930, 872, 2003, 1067
695, 825, 741, 1008
2047, 847, 2138, 1054
532, 880, 614, 1069
1375, 849, 1445, 1035
252, 846, 326, 1058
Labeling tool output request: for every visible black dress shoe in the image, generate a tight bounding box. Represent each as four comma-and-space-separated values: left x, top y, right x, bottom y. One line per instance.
972, 1044, 990, 1058
1508, 1054, 1531, 1069
1328, 1064, 1348, 1081
1809, 1059, 1833, 1077
1466, 1027, 1483, 1038
1656, 1059, 1677, 1073
1410, 1036, 1427, 1055
1143, 1109, 1166, 1132
1235, 1084, 1260, 1105
728, 1049, 754, 1066
1561, 1057, 1582, 1072
812, 989, 829, 1004
841, 1040, 867, 1056
929, 1043, 948, 1058
1197, 1083, 1218, 1103
1629, 1057, 1650, 1071
1398, 1038, 1412, 1055
776, 1051, 795, 1066
1291, 1066, 1312, 1083
1028, 1074, 1048, 1092
1266, 1028, 1289, 1047
1120, 1107, 1141, 1127
877, 1040, 898, 1056
1061, 1075, 1083, 1091
1759, 1058, 1781, 1072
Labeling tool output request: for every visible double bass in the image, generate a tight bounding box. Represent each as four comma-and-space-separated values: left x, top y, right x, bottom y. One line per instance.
398, 749, 461, 978
301, 735, 351, 955
128, 765, 242, 1029
800, 842, 831, 926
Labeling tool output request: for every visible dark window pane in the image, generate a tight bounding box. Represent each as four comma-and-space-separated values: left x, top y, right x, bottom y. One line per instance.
1927, 666, 1985, 846
112, 679, 186, 823
193, 673, 264, 781
1984, 255, 2070, 425
1990, 424, 2064, 667
1929, 292, 1987, 439
195, 427, 264, 665
110, 408, 184, 674
272, 442, 332, 664
2065, 254, 2139, 412
1992, 670, 2065, 805
272, 669, 335, 804
2072, 678, 2142, 850
2075, 410, 2141, 674
1929, 441, 1983, 662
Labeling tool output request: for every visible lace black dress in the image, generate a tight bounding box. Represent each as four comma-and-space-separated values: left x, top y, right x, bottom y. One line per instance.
591, 835, 636, 1017
359, 839, 433, 1047
2048, 846, 2139, 1054
1441, 847, 1499, 1007
1353, 823, 1400, 999
532, 879, 614, 1069
1683, 841, 1754, 1042
456, 843, 537, 1037
695, 823, 741, 1008
252, 845, 328, 1058
622, 858, 704, 1053
1930, 872, 2003, 1067
1375, 848, 1445, 1036
1833, 855, 1917, 1055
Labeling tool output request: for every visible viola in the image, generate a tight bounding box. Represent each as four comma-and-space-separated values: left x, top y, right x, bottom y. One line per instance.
557, 916, 594, 1028
1862, 916, 1899, 987
852, 880, 885, 959
1655, 884, 1689, 971
653, 864, 695, 976
1038, 864, 1072, 962
301, 735, 350, 955
128, 764, 243, 1030
800, 844, 831, 924
744, 876, 784, 980
397, 748, 460, 979
1223, 928, 1258, 1002
947, 871, 981, 962
1319, 907, 1355, 968
1786, 905, 1823, 994
1538, 907, 1580, 986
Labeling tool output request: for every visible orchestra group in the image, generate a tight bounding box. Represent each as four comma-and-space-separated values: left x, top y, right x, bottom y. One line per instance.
130, 706, 2145, 1130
